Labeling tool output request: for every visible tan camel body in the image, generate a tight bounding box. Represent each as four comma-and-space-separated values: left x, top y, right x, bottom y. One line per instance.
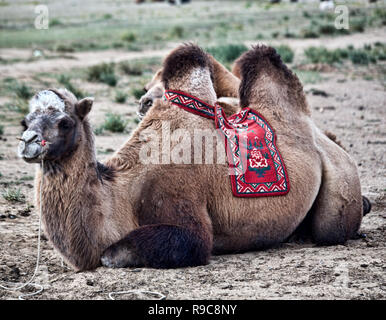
108, 44, 363, 260
19, 44, 363, 271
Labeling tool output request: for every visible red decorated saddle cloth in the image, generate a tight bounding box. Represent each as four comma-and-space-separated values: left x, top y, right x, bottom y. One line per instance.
164, 90, 290, 198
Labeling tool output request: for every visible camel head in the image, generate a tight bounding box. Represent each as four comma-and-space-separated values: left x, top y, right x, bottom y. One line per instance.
18, 88, 94, 163
161, 43, 217, 105
138, 70, 164, 118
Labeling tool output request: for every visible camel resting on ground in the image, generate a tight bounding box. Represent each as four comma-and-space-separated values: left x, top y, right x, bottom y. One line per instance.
18, 44, 366, 271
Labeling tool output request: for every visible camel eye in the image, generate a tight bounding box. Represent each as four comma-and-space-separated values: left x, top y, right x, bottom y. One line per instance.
58, 118, 73, 130
20, 119, 28, 131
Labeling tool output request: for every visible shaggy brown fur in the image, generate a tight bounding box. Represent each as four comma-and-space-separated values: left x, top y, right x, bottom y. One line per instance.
162, 44, 214, 90
21, 85, 213, 270
28, 90, 138, 270
238, 45, 309, 114
20, 44, 365, 271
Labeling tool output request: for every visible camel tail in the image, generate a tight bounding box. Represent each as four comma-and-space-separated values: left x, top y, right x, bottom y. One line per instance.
362, 196, 372, 216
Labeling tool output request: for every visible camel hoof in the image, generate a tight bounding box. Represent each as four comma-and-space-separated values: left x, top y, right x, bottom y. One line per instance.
101, 243, 142, 268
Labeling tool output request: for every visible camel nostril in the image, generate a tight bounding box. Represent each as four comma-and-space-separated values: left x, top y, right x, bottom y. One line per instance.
29, 134, 38, 143
21, 130, 40, 144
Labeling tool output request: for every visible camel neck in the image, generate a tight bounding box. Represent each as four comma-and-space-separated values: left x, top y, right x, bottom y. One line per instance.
36, 129, 103, 270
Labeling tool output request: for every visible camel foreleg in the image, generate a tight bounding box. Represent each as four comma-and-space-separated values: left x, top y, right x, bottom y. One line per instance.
101, 189, 213, 269
101, 224, 211, 268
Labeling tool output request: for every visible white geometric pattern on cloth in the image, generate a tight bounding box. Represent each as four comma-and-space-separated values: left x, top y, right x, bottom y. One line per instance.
164, 90, 290, 197
215, 106, 289, 196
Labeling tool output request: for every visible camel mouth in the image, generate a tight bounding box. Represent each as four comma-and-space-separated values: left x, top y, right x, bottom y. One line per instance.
20, 147, 47, 163
18, 140, 46, 163
136, 111, 145, 120
22, 154, 42, 163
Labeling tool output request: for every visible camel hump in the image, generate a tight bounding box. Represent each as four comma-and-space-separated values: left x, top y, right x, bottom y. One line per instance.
162, 43, 213, 89
237, 45, 301, 108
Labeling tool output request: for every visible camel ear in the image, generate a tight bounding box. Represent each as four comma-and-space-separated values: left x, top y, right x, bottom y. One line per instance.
75, 97, 93, 120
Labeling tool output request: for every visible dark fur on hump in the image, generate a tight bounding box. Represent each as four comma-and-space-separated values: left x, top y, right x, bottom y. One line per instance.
238, 45, 303, 107
161, 43, 214, 89
96, 161, 115, 182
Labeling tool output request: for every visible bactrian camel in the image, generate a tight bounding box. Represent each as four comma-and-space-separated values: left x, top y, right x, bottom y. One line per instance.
18, 44, 368, 271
